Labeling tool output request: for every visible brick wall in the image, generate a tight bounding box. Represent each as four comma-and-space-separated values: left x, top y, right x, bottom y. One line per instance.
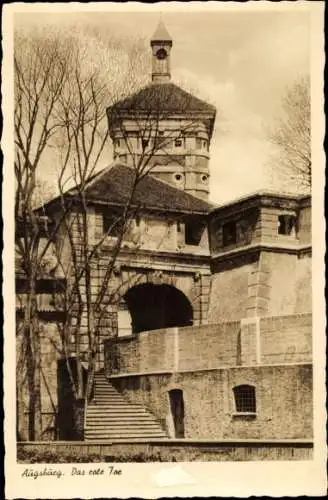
18, 439, 313, 462
104, 322, 241, 375
111, 364, 313, 440
260, 313, 312, 363
104, 313, 311, 377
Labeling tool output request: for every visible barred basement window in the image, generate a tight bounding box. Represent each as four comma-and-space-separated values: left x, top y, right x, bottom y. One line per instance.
233, 385, 256, 413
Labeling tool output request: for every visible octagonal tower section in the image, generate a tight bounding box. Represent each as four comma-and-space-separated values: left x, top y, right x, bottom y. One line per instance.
106, 21, 216, 201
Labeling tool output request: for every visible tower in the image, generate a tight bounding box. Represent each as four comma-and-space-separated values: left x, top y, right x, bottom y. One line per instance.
107, 20, 216, 201
150, 20, 173, 83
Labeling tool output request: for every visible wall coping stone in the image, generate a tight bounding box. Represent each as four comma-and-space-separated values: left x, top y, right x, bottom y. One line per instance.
108, 362, 312, 379
18, 438, 313, 447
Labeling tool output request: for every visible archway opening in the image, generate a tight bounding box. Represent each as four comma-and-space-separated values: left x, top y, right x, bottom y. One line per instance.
124, 283, 193, 334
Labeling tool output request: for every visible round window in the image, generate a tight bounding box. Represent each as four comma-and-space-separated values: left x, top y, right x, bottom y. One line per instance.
201, 174, 208, 183
175, 174, 183, 182
156, 48, 167, 60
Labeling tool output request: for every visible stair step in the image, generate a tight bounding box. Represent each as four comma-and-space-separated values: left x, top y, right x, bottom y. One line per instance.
94, 390, 120, 393
86, 373, 168, 439
92, 395, 126, 399
86, 413, 157, 418
85, 438, 167, 442
85, 426, 165, 432
89, 402, 144, 406
87, 411, 150, 417
92, 398, 127, 402
85, 432, 167, 438
86, 422, 162, 429
93, 395, 125, 399
85, 434, 167, 442
87, 406, 146, 411
86, 416, 157, 422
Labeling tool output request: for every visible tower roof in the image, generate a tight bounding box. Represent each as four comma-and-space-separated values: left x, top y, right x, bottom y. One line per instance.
151, 20, 172, 43
107, 83, 216, 137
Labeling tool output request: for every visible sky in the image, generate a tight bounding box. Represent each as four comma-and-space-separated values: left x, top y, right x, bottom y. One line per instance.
14, 6, 311, 204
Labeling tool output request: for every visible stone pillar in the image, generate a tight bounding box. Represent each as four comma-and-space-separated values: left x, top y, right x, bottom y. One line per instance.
200, 274, 211, 325
246, 264, 270, 317
240, 316, 261, 365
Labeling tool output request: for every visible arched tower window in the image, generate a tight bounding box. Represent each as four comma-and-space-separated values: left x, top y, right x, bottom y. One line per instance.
233, 385, 256, 413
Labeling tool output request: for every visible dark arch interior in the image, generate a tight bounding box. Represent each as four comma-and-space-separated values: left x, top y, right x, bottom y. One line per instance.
124, 283, 193, 333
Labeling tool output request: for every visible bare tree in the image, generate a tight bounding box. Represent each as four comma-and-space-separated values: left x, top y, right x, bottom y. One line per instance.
14, 31, 72, 440
14, 28, 149, 440
266, 75, 311, 191
15, 27, 214, 440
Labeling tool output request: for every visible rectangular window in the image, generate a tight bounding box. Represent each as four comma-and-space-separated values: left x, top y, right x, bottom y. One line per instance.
233, 385, 256, 413
103, 212, 123, 237
185, 222, 205, 246
222, 221, 237, 246
142, 139, 149, 150
175, 138, 183, 148
195, 137, 202, 150
154, 131, 165, 149
278, 215, 297, 236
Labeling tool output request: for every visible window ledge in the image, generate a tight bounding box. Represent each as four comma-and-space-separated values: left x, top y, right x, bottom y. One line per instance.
115, 334, 136, 342
232, 412, 257, 419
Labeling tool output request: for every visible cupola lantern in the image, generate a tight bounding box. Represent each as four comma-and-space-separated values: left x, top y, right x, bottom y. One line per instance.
150, 20, 173, 83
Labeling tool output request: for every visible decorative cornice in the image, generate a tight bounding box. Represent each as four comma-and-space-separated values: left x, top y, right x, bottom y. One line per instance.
101, 245, 212, 265
211, 242, 312, 263
209, 192, 311, 218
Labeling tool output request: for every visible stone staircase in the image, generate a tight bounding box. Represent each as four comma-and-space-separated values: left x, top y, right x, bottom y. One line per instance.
84, 372, 168, 441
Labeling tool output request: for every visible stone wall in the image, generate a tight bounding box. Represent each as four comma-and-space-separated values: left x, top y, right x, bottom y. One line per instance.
208, 257, 256, 322
105, 322, 241, 375
260, 314, 312, 364
104, 314, 312, 376
261, 251, 312, 317
17, 321, 62, 441
17, 438, 313, 462
209, 249, 311, 323
110, 364, 313, 440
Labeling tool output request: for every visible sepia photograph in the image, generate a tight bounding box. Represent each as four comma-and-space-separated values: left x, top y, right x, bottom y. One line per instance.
3, 2, 326, 498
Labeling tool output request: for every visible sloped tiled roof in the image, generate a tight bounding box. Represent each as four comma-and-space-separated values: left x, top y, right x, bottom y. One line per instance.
74, 163, 215, 214
108, 82, 216, 118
